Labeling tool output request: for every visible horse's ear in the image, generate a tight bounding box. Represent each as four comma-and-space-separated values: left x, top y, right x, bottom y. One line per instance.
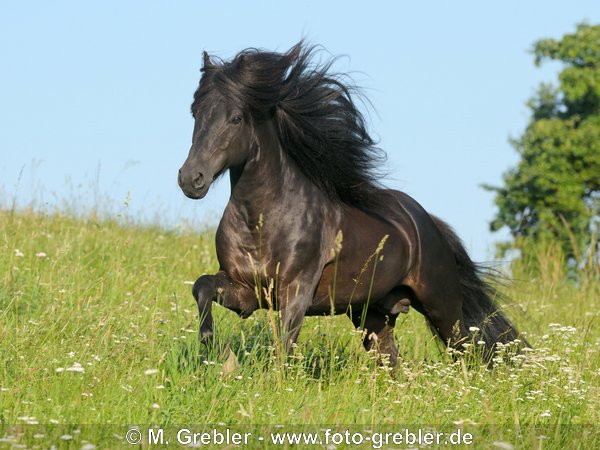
202, 51, 213, 70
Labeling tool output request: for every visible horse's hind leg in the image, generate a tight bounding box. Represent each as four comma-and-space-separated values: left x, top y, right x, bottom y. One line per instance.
348, 308, 399, 367
409, 282, 470, 351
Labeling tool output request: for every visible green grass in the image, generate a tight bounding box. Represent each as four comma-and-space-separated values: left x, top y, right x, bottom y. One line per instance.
1, 208, 598, 449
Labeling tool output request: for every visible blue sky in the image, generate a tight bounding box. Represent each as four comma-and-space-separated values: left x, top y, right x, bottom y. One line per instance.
1, 1, 598, 261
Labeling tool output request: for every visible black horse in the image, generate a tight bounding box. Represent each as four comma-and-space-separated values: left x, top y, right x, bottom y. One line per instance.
178, 42, 524, 366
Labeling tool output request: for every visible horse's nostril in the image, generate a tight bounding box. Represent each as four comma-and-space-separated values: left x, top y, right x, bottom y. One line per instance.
192, 172, 205, 189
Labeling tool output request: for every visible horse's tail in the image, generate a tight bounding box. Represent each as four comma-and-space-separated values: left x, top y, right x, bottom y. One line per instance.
431, 216, 529, 356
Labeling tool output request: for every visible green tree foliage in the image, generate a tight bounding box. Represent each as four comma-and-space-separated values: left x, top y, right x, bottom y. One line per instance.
485, 23, 600, 265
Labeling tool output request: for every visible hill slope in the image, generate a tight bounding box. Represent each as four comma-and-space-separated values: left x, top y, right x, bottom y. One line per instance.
1, 209, 598, 448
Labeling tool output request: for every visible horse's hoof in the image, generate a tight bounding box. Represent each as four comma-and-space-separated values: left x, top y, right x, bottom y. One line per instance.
199, 328, 214, 345
391, 298, 411, 315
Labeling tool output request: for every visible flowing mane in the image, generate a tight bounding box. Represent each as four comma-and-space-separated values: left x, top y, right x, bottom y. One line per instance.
192, 42, 386, 208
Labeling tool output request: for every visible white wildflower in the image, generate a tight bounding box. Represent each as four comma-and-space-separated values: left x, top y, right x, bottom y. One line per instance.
66, 363, 85, 373
493, 442, 514, 450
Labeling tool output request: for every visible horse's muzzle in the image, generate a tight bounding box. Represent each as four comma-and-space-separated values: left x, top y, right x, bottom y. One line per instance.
178, 168, 208, 199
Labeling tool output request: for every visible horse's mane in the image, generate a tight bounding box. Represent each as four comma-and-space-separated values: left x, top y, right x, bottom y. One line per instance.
192, 41, 387, 209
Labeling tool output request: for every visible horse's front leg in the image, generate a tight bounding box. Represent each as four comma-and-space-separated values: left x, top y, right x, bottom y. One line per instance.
278, 277, 320, 353
192, 271, 257, 343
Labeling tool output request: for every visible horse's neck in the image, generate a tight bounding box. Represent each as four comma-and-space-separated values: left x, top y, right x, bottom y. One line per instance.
228, 120, 317, 221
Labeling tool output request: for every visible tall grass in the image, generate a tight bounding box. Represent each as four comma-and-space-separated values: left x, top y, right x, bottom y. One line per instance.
0, 208, 598, 449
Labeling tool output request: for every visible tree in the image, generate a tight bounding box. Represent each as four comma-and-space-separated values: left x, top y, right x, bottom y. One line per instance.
484, 23, 600, 266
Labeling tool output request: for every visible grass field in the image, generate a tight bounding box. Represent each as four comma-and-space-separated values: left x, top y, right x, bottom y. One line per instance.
1, 207, 598, 449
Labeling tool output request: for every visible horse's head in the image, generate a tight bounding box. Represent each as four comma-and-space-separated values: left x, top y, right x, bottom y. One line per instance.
178, 52, 256, 199
179, 45, 307, 200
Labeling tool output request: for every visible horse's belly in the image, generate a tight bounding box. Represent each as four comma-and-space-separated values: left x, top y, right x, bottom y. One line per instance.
308, 225, 411, 315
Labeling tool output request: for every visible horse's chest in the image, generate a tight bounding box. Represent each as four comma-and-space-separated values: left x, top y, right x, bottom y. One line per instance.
215, 206, 326, 287
215, 214, 278, 282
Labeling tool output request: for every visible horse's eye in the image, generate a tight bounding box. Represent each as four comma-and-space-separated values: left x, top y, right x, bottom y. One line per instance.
231, 115, 243, 125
